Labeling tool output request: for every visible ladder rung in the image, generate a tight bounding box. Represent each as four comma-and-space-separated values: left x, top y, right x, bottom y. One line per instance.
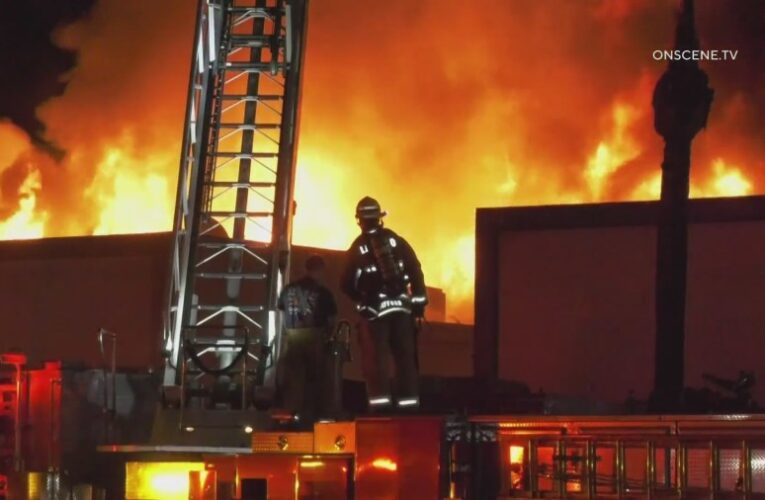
183, 369, 259, 376
220, 94, 282, 102
195, 272, 267, 280
207, 181, 275, 189
227, 7, 281, 17
218, 123, 280, 130
224, 62, 285, 72
193, 304, 264, 312
197, 240, 265, 249
212, 152, 278, 159
204, 211, 272, 218
229, 35, 278, 48
185, 337, 248, 347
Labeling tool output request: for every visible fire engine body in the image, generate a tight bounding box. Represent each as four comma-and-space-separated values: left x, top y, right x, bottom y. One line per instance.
102, 415, 765, 498
2, 0, 763, 498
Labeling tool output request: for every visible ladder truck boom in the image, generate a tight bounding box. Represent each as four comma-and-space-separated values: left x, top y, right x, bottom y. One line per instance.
160, 0, 308, 428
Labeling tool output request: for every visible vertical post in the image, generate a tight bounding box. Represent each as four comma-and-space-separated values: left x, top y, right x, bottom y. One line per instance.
13, 362, 22, 472
646, 441, 655, 498
615, 441, 625, 497
586, 441, 596, 498
110, 335, 117, 421
709, 441, 719, 496
677, 444, 687, 497
180, 338, 187, 429
528, 439, 538, 496
741, 440, 752, 495
557, 440, 567, 498
651, 0, 713, 409
48, 378, 61, 470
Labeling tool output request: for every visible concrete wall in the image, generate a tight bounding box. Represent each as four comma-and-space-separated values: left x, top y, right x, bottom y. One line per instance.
497, 226, 655, 402
0, 234, 168, 370
0, 234, 471, 380
476, 196, 765, 405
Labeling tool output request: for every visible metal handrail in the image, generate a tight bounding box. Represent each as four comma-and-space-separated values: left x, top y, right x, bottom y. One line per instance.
48, 377, 62, 470
500, 434, 759, 498
97, 329, 117, 418
471, 415, 765, 498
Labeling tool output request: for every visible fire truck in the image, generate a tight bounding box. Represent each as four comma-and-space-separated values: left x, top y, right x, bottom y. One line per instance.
2, 0, 765, 498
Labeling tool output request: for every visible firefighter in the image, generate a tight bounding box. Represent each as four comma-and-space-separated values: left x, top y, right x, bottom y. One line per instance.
341, 196, 428, 412
277, 255, 338, 424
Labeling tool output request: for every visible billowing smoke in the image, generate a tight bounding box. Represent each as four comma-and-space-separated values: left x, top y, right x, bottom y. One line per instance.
0, 0, 762, 322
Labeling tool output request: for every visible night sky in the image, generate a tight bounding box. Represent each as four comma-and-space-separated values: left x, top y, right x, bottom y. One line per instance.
0, 0, 96, 154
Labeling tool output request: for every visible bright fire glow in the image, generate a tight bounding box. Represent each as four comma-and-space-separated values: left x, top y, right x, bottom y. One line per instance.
300, 460, 325, 468
509, 445, 525, 464
705, 159, 753, 197
86, 147, 173, 235
125, 461, 204, 500
631, 158, 754, 201
371, 458, 398, 472
0, 169, 47, 240
585, 104, 641, 199
0, 2, 761, 324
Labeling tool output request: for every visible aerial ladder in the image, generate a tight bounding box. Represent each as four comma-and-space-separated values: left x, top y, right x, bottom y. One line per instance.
160, 0, 308, 433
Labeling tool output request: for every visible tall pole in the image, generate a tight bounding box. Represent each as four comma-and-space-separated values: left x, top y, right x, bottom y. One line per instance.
652, 0, 713, 409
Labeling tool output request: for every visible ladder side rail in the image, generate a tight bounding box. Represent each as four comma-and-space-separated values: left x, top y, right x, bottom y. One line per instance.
166, 1, 224, 386
163, 0, 206, 382
262, 0, 309, 386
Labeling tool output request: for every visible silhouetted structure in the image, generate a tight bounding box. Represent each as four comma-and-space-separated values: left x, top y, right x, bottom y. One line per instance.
652, 0, 714, 409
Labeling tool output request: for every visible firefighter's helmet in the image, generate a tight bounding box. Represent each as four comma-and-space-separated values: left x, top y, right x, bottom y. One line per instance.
355, 196, 387, 220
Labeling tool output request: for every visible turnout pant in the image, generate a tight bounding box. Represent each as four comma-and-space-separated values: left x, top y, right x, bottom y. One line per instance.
358, 312, 419, 409
278, 328, 337, 421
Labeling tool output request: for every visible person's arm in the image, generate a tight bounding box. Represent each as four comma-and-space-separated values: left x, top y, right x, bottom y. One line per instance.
399, 236, 427, 297
324, 288, 339, 339
340, 239, 363, 301
398, 235, 428, 315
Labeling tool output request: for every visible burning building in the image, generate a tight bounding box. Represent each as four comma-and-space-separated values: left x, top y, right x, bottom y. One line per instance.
0, 0, 764, 497
1, 0, 764, 324
475, 195, 765, 408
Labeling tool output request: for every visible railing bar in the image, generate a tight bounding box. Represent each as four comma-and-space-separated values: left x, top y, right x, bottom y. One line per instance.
529, 438, 538, 496
710, 441, 719, 495
678, 443, 687, 497
646, 441, 655, 499
743, 440, 752, 495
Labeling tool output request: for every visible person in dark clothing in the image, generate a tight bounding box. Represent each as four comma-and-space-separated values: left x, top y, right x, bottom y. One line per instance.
277, 255, 338, 422
340, 196, 428, 412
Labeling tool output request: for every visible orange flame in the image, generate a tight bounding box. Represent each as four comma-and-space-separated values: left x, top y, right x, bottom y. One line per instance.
585, 104, 641, 199
0, 169, 47, 240
86, 147, 173, 235
0, 1, 761, 324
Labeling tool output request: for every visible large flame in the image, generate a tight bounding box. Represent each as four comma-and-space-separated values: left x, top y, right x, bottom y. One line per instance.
1, 0, 763, 323
0, 169, 47, 240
